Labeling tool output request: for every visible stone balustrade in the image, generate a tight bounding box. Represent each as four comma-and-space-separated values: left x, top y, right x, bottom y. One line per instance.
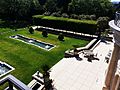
114, 12, 120, 28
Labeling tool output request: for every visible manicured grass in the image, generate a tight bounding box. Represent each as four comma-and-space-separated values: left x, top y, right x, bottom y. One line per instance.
0, 28, 89, 89
0, 28, 13, 33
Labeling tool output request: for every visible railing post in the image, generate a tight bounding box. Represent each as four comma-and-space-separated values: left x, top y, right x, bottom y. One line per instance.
103, 11, 120, 90
114, 12, 120, 28
8, 81, 13, 90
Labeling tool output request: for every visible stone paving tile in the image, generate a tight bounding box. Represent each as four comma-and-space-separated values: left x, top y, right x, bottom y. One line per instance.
79, 84, 90, 90
50, 41, 114, 90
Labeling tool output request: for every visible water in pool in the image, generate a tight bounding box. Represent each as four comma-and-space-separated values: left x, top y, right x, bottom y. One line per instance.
0, 64, 11, 75
0, 61, 14, 77
10, 34, 55, 50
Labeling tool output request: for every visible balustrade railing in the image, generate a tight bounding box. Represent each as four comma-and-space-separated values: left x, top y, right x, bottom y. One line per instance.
114, 12, 120, 28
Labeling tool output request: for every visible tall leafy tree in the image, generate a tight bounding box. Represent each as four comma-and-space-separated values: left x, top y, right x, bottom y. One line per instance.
0, 0, 30, 20
30, 0, 42, 15
68, 0, 79, 14
38, 0, 47, 5
0, 0, 115, 19
99, 0, 114, 17
97, 17, 109, 37
68, 0, 114, 17
44, 0, 57, 12
0, 0, 41, 20
41, 64, 53, 90
57, 0, 71, 13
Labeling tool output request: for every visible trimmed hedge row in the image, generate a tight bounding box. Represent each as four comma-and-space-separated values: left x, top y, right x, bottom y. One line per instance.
33, 15, 97, 35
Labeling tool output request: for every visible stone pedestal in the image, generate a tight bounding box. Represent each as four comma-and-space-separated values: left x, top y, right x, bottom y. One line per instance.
103, 18, 120, 90
103, 44, 120, 90
115, 76, 120, 90
111, 74, 119, 90
111, 59, 120, 90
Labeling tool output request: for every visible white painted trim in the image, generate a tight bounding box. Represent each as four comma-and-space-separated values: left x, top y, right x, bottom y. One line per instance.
109, 20, 120, 32
9, 34, 56, 51
0, 61, 15, 78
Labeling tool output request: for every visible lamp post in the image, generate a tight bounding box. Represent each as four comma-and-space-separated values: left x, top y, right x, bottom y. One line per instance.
103, 12, 120, 90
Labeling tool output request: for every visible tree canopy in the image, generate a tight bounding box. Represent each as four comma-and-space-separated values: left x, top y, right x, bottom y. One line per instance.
0, 0, 41, 20
0, 0, 115, 20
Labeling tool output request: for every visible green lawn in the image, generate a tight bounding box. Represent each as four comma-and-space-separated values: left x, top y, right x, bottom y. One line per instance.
0, 28, 13, 33
0, 28, 89, 89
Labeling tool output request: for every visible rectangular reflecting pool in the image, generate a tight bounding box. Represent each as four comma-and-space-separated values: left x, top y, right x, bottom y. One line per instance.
10, 34, 55, 51
0, 61, 15, 77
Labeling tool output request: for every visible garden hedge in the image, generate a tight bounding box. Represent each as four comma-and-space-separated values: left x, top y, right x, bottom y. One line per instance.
33, 15, 97, 35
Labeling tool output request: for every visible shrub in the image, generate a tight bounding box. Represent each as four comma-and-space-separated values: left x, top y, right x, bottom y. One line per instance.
43, 11, 51, 16
78, 15, 85, 20
58, 33, 64, 41
42, 30, 48, 37
78, 15, 91, 20
90, 15, 96, 20
29, 27, 34, 34
41, 64, 53, 90
51, 12, 61, 17
84, 15, 91, 20
97, 17, 109, 37
97, 17, 109, 32
41, 64, 50, 74
61, 13, 69, 18
70, 14, 78, 19
33, 15, 97, 35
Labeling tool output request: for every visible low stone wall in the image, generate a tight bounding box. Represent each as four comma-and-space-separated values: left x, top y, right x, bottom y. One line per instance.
32, 26, 100, 58
33, 26, 97, 40
64, 38, 100, 58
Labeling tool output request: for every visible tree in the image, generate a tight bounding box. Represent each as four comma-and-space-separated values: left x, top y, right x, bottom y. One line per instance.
41, 64, 53, 90
0, 0, 114, 20
56, 0, 71, 13
99, 0, 114, 17
44, 0, 57, 12
42, 30, 48, 37
38, 0, 47, 5
68, 0, 114, 18
30, 0, 42, 15
113, 2, 120, 19
68, 0, 79, 14
97, 17, 109, 38
0, 0, 41, 20
0, 0, 30, 20
29, 27, 34, 34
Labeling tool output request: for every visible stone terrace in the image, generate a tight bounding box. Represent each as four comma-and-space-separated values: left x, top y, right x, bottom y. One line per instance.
50, 41, 114, 90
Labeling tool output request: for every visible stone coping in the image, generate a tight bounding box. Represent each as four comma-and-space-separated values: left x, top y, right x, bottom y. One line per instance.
65, 38, 100, 58
32, 26, 97, 39
0, 61, 15, 78
9, 34, 56, 51
28, 79, 44, 90
0, 74, 32, 90
109, 20, 120, 32
32, 71, 44, 84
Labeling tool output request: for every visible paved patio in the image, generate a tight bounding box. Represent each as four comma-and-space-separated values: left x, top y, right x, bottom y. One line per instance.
50, 41, 114, 90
